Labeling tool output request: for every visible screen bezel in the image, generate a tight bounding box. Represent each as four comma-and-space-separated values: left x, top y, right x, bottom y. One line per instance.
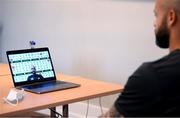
6, 47, 57, 87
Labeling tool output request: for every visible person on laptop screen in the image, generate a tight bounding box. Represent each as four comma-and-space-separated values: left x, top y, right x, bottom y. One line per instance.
27, 66, 44, 81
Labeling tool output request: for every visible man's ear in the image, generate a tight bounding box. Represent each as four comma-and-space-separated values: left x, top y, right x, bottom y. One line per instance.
167, 9, 177, 27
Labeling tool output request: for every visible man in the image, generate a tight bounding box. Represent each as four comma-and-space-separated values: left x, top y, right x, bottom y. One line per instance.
100, 0, 180, 117
27, 66, 44, 81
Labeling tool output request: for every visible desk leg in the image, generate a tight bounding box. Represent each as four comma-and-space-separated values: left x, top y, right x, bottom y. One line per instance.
63, 104, 69, 117
50, 107, 56, 117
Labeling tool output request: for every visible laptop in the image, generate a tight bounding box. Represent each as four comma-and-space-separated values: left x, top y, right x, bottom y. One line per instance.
6, 47, 80, 94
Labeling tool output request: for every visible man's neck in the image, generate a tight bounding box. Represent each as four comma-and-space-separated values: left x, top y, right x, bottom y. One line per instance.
169, 23, 180, 52
169, 41, 180, 52
169, 31, 180, 52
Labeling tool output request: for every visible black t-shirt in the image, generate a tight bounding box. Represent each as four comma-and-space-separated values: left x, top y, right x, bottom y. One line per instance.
27, 73, 44, 81
115, 49, 180, 117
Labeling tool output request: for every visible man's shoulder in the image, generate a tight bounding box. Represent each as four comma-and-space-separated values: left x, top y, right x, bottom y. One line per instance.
122, 62, 160, 101
151, 50, 180, 68
136, 50, 180, 75
130, 50, 180, 84
28, 74, 33, 78
132, 62, 155, 78
132, 56, 170, 82
126, 61, 160, 91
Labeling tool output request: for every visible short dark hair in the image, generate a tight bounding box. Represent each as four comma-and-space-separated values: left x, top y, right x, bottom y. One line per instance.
173, 0, 180, 13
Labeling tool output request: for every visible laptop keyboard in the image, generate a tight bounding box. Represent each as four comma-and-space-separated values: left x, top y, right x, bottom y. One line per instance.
22, 81, 67, 89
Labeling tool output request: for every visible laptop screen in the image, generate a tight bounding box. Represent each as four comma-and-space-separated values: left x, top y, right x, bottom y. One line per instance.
6, 48, 56, 87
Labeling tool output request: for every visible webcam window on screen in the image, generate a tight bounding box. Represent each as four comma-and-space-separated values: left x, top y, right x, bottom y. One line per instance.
8, 51, 55, 83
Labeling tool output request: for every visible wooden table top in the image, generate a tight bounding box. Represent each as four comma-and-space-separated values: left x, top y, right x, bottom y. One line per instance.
0, 74, 123, 116
0, 64, 11, 76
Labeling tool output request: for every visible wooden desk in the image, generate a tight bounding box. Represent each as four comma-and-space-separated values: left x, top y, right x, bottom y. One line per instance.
0, 74, 123, 117
0, 64, 10, 76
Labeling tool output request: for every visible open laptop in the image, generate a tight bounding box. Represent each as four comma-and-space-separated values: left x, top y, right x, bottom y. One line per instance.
6, 47, 80, 94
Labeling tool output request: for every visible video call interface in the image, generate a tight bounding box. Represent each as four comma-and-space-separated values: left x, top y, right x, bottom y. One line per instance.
8, 51, 55, 83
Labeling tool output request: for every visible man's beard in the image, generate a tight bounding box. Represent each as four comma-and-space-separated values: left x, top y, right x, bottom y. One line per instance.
155, 18, 170, 49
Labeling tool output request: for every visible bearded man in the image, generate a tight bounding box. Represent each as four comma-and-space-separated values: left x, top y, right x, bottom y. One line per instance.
100, 0, 180, 117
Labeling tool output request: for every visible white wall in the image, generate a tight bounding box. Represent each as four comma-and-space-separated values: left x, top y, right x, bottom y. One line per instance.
0, 1, 3, 62
1, 0, 168, 107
